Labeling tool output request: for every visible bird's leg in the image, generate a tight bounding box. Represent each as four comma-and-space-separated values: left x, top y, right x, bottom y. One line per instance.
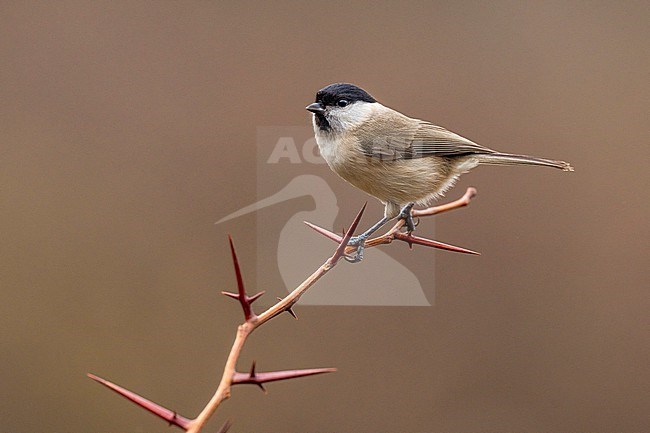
348, 217, 389, 245
345, 216, 389, 263
345, 202, 417, 262
399, 202, 417, 233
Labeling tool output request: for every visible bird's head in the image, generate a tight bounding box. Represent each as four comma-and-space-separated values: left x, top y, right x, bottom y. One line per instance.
306, 83, 377, 133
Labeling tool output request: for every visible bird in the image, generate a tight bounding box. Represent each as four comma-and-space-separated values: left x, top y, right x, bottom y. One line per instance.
306, 83, 573, 262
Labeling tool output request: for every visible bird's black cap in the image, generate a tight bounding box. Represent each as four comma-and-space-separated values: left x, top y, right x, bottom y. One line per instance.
315, 83, 377, 106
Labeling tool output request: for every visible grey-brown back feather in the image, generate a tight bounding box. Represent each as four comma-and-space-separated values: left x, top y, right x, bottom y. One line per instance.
357, 113, 495, 160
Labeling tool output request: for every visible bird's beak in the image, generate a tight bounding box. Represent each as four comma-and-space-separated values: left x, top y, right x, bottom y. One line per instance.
306, 102, 325, 114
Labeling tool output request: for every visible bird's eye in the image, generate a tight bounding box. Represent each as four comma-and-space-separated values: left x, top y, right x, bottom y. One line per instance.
337, 99, 349, 107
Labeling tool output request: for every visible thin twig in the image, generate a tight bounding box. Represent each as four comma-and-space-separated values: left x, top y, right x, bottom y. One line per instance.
185, 203, 367, 433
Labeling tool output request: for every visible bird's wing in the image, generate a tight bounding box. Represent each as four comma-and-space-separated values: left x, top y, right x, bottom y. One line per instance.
410, 121, 496, 157
360, 118, 495, 160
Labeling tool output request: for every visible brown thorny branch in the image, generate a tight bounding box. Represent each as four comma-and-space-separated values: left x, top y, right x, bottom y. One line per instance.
88, 187, 478, 433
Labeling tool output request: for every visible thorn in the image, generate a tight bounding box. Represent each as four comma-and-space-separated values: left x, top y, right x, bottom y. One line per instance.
226, 235, 256, 320
394, 233, 480, 255
342, 203, 366, 245
222, 290, 264, 306
304, 221, 343, 243
332, 203, 366, 262
247, 290, 265, 304
231, 367, 336, 391
87, 373, 191, 430
217, 420, 233, 433
286, 306, 298, 319
277, 297, 298, 319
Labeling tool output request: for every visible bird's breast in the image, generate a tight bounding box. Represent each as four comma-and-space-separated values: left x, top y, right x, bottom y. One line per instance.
314, 132, 342, 168
316, 135, 459, 207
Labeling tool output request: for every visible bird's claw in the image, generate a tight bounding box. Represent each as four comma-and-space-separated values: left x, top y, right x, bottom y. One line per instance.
346, 235, 365, 246
344, 235, 366, 263
403, 214, 418, 233
399, 204, 417, 233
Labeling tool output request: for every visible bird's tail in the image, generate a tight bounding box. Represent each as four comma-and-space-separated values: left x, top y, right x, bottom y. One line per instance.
476, 153, 574, 172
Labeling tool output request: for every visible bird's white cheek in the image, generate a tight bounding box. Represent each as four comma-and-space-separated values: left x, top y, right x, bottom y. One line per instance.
336, 103, 375, 129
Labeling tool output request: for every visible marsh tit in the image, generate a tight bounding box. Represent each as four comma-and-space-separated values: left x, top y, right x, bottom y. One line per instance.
306, 83, 573, 261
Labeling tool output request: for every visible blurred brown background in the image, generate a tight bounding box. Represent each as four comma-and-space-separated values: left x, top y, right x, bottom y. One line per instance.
1, 1, 648, 432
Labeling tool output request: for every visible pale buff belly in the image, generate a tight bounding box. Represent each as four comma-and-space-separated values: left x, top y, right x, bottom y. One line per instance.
329, 155, 472, 217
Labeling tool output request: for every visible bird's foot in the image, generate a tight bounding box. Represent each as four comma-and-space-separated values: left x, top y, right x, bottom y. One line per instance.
344, 235, 366, 263
399, 203, 418, 233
